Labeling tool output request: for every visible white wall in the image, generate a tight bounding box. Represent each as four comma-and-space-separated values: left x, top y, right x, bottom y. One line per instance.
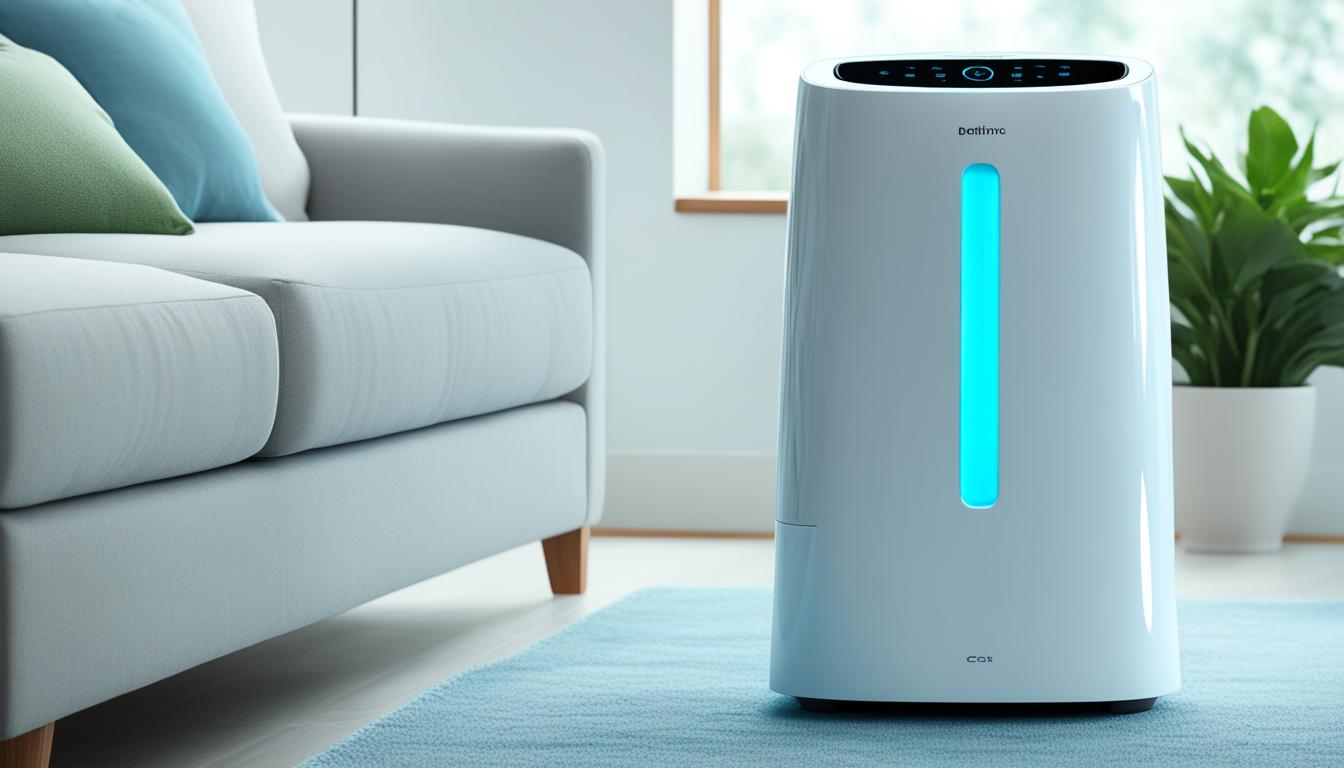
255, 0, 352, 115
254, 0, 1341, 535
1298, 369, 1344, 534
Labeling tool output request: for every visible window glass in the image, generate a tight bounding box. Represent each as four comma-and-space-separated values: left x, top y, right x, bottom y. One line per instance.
720, 0, 1344, 191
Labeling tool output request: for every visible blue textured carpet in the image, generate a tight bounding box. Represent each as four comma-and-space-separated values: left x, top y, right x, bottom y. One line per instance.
302, 589, 1344, 767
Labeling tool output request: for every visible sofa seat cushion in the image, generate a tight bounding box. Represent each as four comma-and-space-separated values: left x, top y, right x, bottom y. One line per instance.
0, 252, 279, 509
0, 222, 594, 456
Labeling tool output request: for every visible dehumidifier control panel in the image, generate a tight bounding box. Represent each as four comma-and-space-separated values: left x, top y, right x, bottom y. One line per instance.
834, 58, 1128, 87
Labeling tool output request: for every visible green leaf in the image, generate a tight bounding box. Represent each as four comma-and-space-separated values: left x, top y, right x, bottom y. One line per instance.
1282, 198, 1344, 234
1246, 106, 1298, 194
1182, 131, 1258, 210
1166, 176, 1200, 211
1166, 174, 1215, 230
1306, 242, 1344, 264
1165, 198, 1210, 270
1215, 203, 1305, 292
1311, 161, 1341, 184
1282, 302, 1344, 382
1260, 261, 1337, 303
1172, 322, 1213, 385
1268, 132, 1315, 205
1259, 263, 1337, 342
1259, 275, 1344, 384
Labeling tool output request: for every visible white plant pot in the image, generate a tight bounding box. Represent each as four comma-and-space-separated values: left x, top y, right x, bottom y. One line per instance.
1173, 386, 1316, 553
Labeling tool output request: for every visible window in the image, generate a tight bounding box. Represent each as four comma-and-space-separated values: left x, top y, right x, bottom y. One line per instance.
713, 0, 1344, 196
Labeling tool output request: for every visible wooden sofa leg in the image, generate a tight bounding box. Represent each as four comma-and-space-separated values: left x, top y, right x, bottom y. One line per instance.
541, 526, 589, 595
0, 722, 53, 768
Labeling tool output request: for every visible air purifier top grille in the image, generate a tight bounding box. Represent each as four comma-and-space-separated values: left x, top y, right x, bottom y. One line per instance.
811, 53, 1150, 93
835, 58, 1126, 88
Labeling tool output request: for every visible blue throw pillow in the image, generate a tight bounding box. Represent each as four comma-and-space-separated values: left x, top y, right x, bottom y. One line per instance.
0, 0, 281, 222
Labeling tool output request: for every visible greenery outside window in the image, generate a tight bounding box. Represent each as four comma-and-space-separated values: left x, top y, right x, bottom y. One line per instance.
678, 0, 1344, 212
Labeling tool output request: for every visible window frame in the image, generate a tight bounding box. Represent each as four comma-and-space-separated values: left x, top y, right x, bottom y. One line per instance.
674, 0, 788, 214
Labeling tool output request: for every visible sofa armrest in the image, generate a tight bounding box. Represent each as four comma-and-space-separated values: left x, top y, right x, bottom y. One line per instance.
287, 114, 606, 525
288, 115, 601, 257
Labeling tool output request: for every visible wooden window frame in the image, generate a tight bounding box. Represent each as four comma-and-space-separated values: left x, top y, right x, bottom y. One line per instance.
675, 0, 788, 214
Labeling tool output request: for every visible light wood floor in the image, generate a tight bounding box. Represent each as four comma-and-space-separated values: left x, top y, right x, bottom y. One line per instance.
49, 537, 1344, 768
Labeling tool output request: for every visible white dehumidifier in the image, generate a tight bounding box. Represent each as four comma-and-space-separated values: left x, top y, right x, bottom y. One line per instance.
771, 54, 1179, 713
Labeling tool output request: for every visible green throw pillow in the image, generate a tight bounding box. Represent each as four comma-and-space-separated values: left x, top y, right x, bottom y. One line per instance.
0, 35, 193, 236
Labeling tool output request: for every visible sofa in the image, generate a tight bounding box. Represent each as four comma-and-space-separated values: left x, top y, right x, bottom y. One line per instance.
0, 4, 604, 765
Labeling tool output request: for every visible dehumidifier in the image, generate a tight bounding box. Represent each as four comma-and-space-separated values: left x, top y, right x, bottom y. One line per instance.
770, 54, 1179, 713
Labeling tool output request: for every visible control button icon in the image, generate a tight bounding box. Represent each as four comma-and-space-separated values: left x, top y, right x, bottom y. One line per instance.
961, 66, 994, 82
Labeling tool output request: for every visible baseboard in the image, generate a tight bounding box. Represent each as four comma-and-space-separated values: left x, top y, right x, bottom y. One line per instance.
601, 452, 1344, 537
595, 529, 1344, 542
600, 453, 775, 532
1291, 465, 1344, 536
592, 527, 773, 539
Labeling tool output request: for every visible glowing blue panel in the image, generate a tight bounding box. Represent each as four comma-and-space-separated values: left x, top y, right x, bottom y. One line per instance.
961, 163, 1000, 508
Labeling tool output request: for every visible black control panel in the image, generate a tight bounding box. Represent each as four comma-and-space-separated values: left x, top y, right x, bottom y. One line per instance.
834, 58, 1127, 88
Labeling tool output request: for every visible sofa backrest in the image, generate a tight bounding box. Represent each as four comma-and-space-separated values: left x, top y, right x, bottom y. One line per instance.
180, 0, 311, 221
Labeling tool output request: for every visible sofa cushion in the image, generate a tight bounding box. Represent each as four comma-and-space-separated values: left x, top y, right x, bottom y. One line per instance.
180, 0, 311, 222
0, 252, 279, 509
0, 223, 594, 457
0, 35, 194, 236
0, 0, 281, 222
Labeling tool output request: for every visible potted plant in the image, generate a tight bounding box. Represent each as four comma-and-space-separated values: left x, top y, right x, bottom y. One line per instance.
1167, 106, 1344, 552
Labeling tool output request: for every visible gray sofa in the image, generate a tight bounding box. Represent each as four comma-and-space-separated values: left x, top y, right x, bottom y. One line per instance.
0, 7, 604, 766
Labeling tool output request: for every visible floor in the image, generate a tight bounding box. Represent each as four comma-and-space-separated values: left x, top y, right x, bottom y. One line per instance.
49, 536, 1344, 768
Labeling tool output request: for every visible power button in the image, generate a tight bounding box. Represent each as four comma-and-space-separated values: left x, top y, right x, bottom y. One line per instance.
962, 66, 994, 82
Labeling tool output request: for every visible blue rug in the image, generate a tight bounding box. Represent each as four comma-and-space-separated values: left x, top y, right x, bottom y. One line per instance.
302, 589, 1344, 767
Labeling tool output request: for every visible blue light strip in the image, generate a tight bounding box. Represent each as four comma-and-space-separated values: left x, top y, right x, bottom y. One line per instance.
960, 163, 1000, 508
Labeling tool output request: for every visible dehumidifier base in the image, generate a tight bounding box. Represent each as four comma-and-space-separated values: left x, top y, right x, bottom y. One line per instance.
795, 696, 1158, 715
